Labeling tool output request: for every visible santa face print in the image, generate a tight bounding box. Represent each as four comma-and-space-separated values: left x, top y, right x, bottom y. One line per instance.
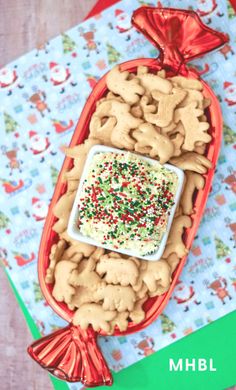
225, 85, 236, 104
50, 65, 69, 85
173, 281, 194, 303
117, 12, 132, 31
30, 134, 50, 154
176, 283, 188, 299
32, 200, 48, 221
197, 0, 217, 14
47, 62, 77, 93
0, 67, 17, 88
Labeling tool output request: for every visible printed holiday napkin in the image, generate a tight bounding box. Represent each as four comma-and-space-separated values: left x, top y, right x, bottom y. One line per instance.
0, 0, 236, 388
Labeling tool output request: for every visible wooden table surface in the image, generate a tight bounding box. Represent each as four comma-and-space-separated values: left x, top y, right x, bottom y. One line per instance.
0, 1, 96, 389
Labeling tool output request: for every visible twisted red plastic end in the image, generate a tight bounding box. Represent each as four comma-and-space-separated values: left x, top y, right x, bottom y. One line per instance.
132, 7, 229, 71
27, 325, 112, 386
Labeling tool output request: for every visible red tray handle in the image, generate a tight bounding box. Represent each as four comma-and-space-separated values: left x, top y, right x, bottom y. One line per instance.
132, 7, 229, 72
27, 325, 112, 386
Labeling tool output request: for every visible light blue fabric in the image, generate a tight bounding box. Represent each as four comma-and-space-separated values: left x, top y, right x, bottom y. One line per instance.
0, 1, 235, 386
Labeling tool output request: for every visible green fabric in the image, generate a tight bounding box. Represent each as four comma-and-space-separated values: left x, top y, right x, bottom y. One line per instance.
101, 311, 236, 390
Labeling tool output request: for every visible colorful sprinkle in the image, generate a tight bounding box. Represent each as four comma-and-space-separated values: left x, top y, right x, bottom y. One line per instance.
77, 152, 178, 255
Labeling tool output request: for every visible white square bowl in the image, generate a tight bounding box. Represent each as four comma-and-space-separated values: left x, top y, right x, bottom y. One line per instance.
67, 145, 184, 261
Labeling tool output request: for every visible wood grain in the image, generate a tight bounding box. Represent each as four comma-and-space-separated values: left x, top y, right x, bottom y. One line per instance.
0, 1, 96, 388
0, 0, 96, 67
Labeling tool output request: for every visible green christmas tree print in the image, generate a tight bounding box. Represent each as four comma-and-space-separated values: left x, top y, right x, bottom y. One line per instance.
0, 211, 10, 229
214, 236, 231, 259
33, 281, 44, 302
223, 123, 236, 145
106, 43, 121, 65
62, 33, 77, 54
3, 112, 18, 134
227, 0, 235, 19
160, 313, 176, 334
50, 165, 59, 187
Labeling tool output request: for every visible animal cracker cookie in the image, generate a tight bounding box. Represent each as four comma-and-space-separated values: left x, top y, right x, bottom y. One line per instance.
90, 99, 143, 149
53, 191, 75, 219
137, 65, 148, 76
68, 286, 99, 310
179, 88, 204, 109
164, 121, 185, 136
72, 303, 117, 332
180, 171, 205, 215
45, 239, 67, 283
89, 116, 116, 145
165, 253, 180, 273
69, 257, 101, 288
63, 241, 96, 263
163, 215, 192, 258
174, 204, 183, 218
170, 152, 212, 174
106, 91, 124, 102
59, 231, 97, 263
52, 191, 76, 234
63, 246, 83, 263
170, 76, 203, 91
145, 88, 186, 127
135, 282, 148, 299
67, 179, 80, 193
96, 254, 139, 287
137, 70, 173, 94
63, 241, 96, 260
106, 65, 145, 105
133, 123, 174, 164
140, 95, 156, 114
97, 91, 124, 105
200, 114, 207, 122
140, 259, 171, 294
130, 104, 143, 118
59, 230, 77, 244
170, 132, 184, 157
91, 247, 105, 261
194, 143, 207, 155
108, 311, 129, 334
129, 298, 146, 324
95, 284, 136, 312
52, 260, 77, 304
161, 121, 178, 135
175, 102, 211, 150
157, 69, 166, 78
64, 138, 99, 181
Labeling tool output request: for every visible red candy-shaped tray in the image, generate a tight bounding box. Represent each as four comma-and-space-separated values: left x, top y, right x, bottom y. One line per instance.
28, 7, 228, 387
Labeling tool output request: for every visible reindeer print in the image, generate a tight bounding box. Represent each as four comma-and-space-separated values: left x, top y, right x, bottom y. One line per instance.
78, 24, 101, 57
222, 167, 236, 194
1, 145, 23, 175
28, 90, 51, 117
204, 273, 232, 304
